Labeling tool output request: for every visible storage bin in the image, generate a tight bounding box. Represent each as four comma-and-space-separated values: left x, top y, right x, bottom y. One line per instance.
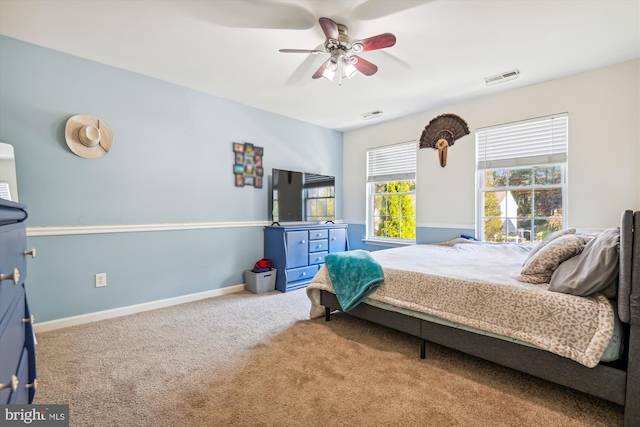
244, 269, 277, 294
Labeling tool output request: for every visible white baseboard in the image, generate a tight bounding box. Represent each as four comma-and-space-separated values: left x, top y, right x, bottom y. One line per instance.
33, 284, 246, 333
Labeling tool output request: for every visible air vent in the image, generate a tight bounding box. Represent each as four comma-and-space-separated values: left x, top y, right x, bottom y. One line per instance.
362, 110, 383, 120
485, 69, 520, 86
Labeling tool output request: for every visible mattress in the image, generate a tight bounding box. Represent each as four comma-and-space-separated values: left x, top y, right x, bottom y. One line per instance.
362, 297, 623, 362
308, 242, 616, 367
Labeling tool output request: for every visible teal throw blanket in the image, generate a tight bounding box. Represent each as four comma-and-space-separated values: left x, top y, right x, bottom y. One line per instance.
324, 250, 384, 312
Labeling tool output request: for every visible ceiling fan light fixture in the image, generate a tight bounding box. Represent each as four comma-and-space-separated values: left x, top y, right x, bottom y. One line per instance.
322, 61, 336, 81
343, 62, 358, 79
322, 68, 335, 81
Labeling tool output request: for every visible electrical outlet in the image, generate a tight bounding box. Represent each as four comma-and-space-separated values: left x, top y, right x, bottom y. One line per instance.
95, 273, 107, 288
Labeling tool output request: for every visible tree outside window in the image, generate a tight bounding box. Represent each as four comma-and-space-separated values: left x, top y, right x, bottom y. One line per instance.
476, 114, 568, 242
366, 141, 417, 243
481, 165, 565, 242
372, 180, 416, 239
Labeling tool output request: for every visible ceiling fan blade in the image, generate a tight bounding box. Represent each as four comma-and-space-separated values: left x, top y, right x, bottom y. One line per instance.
353, 0, 431, 21
353, 33, 397, 52
351, 56, 378, 76
279, 49, 325, 54
178, 1, 316, 29
312, 62, 328, 79
319, 17, 339, 40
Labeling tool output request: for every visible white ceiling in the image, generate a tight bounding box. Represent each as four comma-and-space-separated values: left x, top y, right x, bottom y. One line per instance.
1, 0, 638, 132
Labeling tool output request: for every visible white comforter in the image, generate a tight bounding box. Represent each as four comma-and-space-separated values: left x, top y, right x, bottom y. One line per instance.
307, 242, 614, 368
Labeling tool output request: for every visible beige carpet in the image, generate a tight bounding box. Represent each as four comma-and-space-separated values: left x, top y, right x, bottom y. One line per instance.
34, 289, 623, 426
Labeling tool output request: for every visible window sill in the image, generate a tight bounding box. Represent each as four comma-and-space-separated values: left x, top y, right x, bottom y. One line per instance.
361, 238, 415, 248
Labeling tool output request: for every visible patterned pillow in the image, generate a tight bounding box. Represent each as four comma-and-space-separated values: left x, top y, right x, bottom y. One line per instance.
522, 228, 576, 266
518, 234, 591, 284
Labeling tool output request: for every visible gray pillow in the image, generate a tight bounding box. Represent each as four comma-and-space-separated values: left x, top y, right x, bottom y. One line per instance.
548, 228, 620, 296
522, 228, 576, 266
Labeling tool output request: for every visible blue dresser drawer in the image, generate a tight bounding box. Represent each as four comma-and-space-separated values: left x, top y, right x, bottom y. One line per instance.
309, 239, 328, 253
0, 291, 26, 404
0, 222, 27, 318
286, 265, 318, 285
309, 251, 328, 265
23, 298, 37, 404
309, 229, 328, 240
7, 347, 29, 404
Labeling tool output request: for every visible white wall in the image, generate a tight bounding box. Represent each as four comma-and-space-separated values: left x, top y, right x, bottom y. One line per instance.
344, 58, 640, 231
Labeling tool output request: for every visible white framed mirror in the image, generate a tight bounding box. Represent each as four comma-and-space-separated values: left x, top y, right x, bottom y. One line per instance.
0, 142, 19, 201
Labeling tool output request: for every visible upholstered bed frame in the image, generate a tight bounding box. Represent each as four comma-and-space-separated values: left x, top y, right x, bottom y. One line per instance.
319, 210, 639, 426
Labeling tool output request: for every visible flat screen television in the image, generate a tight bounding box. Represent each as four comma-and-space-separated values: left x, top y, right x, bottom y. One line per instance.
271, 168, 335, 224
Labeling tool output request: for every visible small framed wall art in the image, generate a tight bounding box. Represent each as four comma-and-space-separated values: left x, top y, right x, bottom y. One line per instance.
233, 142, 263, 188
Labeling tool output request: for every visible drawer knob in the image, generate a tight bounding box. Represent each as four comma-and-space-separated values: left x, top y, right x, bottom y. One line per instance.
0, 268, 20, 285
316, 245, 322, 249
24, 248, 36, 258
301, 272, 306, 276
332, 237, 336, 241
26, 379, 38, 390
23, 314, 35, 324
0, 375, 18, 392
301, 240, 306, 244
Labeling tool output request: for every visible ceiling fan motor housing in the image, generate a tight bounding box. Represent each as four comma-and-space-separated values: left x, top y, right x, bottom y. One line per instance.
325, 23, 353, 58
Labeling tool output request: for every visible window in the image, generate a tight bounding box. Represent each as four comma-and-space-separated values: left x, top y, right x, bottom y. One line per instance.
305, 173, 335, 221
366, 141, 417, 242
476, 113, 568, 243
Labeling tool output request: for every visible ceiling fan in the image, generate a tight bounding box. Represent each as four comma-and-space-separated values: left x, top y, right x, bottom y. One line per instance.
279, 17, 396, 85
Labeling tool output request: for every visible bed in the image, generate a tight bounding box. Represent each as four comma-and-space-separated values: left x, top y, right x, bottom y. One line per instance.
306, 210, 639, 427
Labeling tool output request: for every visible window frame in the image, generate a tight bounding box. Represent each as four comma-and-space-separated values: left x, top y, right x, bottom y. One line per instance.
304, 185, 335, 222
476, 164, 567, 243
475, 113, 569, 243
365, 141, 417, 245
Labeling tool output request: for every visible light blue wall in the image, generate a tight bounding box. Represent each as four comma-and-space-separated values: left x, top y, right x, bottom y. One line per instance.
346, 222, 476, 251
346, 223, 385, 252
416, 227, 476, 244
0, 36, 343, 322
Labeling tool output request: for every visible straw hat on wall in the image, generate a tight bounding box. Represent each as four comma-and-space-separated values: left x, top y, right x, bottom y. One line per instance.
65, 114, 113, 159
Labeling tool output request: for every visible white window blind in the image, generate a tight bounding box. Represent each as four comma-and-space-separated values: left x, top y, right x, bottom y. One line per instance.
367, 141, 417, 182
0, 182, 11, 201
303, 173, 334, 188
476, 113, 568, 169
